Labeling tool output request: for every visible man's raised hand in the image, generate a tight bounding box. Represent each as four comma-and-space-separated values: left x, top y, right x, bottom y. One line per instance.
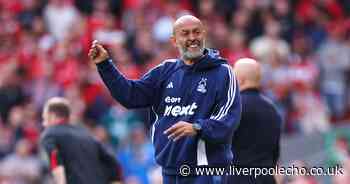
88, 40, 110, 64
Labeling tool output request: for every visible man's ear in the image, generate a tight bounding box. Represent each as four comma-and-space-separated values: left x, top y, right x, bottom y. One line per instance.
170, 35, 177, 48
237, 77, 245, 88
49, 113, 58, 123
233, 68, 243, 87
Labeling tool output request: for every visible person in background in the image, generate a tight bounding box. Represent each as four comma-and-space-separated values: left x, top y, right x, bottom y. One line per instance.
231, 58, 282, 184
0, 139, 41, 184
40, 97, 123, 184
118, 124, 155, 184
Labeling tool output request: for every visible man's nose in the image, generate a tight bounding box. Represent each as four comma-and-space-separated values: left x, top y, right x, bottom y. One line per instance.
189, 33, 196, 41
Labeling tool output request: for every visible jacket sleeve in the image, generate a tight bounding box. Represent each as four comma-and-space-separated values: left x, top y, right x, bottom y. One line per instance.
196, 65, 241, 144
96, 59, 162, 109
40, 133, 63, 170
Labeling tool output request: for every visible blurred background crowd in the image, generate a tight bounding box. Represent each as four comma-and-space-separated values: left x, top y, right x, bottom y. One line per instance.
0, 0, 350, 183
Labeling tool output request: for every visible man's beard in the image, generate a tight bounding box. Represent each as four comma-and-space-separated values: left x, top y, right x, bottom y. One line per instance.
178, 40, 205, 61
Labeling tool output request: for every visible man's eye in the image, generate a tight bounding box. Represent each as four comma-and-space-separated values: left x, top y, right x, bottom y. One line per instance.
194, 30, 201, 34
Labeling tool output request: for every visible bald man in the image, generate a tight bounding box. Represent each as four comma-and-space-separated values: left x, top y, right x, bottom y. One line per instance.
89, 15, 241, 184
231, 58, 282, 184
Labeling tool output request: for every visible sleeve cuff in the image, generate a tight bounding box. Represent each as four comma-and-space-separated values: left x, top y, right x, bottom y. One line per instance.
195, 119, 206, 137
96, 58, 113, 70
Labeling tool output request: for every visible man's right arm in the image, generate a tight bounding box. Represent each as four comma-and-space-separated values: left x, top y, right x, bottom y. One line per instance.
89, 41, 162, 109
96, 59, 163, 108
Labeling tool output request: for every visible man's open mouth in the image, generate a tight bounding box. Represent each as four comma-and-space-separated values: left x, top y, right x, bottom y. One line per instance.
186, 41, 201, 50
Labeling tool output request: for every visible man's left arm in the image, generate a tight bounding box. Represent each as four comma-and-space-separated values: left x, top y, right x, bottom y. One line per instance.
165, 66, 241, 143
52, 166, 67, 184
195, 66, 241, 144
40, 134, 66, 184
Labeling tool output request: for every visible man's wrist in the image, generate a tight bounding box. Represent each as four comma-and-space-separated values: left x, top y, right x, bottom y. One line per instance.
192, 123, 202, 134
95, 58, 110, 66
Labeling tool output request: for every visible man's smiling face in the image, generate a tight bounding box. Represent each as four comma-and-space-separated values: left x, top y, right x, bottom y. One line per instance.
172, 15, 206, 61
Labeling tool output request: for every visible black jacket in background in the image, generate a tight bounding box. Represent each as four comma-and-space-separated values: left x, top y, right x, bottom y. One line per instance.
232, 88, 282, 167
231, 88, 282, 184
40, 124, 123, 184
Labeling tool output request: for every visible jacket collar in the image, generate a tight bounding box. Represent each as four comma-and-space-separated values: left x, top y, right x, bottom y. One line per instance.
241, 88, 260, 94
179, 48, 227, 71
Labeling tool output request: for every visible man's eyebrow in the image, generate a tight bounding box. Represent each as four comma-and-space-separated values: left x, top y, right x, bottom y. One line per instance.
181, 27, 201, 31
173, 25, 203, 35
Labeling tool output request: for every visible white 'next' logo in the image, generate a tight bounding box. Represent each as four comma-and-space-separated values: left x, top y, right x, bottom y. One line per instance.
163, 103, 198, 117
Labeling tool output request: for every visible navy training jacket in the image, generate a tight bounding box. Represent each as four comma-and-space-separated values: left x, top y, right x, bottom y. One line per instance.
96, 49, 241, 174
